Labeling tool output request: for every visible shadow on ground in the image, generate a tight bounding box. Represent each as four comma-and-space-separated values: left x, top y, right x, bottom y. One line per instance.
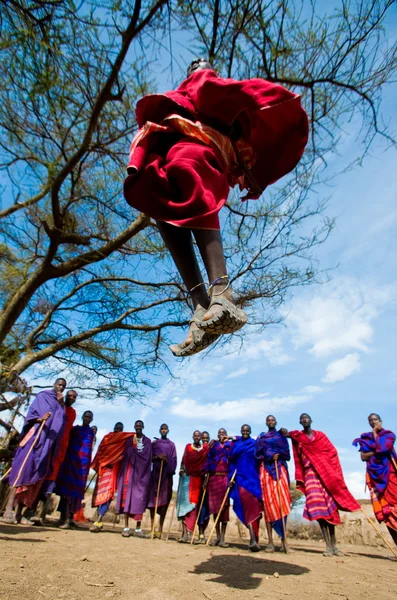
191, 553, 310, 589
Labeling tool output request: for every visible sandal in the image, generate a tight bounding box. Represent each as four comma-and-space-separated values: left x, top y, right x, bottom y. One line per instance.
248, 542, 261, 552
170, 304, 220, 357
198, 297, 247, 335
264, 543, 276, 553
122, 528, 131, 538
89, 522, 103, 533
0, 513, 18, 525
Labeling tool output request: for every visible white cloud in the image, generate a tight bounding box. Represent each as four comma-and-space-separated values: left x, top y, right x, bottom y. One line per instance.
285, 278, 396, 358
322, 353, 361, 383
171, 393, 311, 420
344, 471, 368, 499
225, 367, 249, 379
301, 385, 324, 394
240, 336, 292, 365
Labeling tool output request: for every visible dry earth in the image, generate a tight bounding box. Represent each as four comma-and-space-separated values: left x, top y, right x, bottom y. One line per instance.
1, 521, 396, 600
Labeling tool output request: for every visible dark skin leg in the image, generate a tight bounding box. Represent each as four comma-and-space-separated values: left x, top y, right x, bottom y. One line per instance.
248, 522, 260, 550
387, 526, 397, 547
265, 521, 275, 550
318, 519, 333, 554
215, 520, 227, 545
156, 222, 235, 346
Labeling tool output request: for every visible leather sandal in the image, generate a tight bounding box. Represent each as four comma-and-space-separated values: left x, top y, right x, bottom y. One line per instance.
170, 304, 220, 357
197, 297, 247, 335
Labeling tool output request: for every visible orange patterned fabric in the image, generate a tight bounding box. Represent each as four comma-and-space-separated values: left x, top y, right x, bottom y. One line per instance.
259, 463, 291, 523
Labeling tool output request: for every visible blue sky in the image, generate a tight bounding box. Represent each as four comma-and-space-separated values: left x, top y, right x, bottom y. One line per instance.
8, 7, 397, 499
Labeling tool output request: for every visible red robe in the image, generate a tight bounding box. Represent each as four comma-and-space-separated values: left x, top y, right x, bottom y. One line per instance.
182, 443, 209, 505
124, 69, 308, 230
91, 432, 135, 507
290, 430, 360, 513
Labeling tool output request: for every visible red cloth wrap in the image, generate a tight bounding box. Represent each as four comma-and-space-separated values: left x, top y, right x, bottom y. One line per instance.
91, 432, 135, 475
290, 430, 360, 513
182, 443, 209, 504
124, 69, 308, 230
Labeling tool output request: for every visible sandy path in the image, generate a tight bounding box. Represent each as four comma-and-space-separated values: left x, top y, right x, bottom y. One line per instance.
1, 522, 396, 600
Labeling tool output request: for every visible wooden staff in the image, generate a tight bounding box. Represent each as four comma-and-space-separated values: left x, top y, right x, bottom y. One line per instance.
360, 506, 397, 557
206, 469, 237, 546
0, 467, 11, 482
151, 459, 164, 539
84, 471, 97, 494
12, 419, 47, 488
190, 474, 209, 545
390, 454, 397, 472
275, 460, 289, 551
166, 475, 181, 542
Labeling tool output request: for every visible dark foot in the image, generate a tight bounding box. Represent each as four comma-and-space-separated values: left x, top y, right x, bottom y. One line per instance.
177, 535, 189, 544
264, 543, 276, 553
248, 542, 261, 552
121, 528, 131, 538
170, 305, 220, 357
89, 522, 103, 533
323, 548, 334, 557
332, 546, 344, 557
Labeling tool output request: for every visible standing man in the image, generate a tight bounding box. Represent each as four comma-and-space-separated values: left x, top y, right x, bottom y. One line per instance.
148, 423, 177, 538
117, 420, 152, 538
206, 428, 233, 547
229, 424, 263, 552
353, 413, 397, 551
286, 413, 360, 557
177, 430, 209, 543
255, 415, 291, 553
123, 59, 308, 356
90, 421, 134, 533
2, 378, 66, 524
55, 410, 95, 529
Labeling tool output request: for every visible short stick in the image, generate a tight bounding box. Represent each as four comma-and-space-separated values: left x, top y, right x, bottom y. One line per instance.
0, 467, 11, 482
275, 461, 289, 551
360, 506, 397, 557
191, 477, 208, 545
84, 472, 97, 494
206, 469, 237, 546
151, 460, 164, 540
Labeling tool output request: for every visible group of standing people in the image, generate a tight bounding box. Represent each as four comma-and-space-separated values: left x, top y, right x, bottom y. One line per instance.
1, 380, 396, 559
1, 378, 97, 527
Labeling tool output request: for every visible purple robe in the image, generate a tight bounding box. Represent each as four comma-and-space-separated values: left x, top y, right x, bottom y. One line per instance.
116, 435, 152, 516
9, 389, 65, 492
147, 438, 177, 509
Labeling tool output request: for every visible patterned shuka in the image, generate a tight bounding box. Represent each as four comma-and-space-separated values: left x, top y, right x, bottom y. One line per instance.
290, 430, 360, 525
353, 428, 397, 530
255, 430, 291, 538
206, 440, 232, 522
56, 425, 94, 513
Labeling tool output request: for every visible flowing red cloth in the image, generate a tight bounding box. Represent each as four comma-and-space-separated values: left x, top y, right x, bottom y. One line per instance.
124, 69, 308, 230
290, 430, 360, 513
91, 432, 135, 508
182, 443, 209, 505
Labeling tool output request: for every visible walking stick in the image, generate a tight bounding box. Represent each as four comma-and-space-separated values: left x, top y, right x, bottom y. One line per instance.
151, 460, 164, 540
84, 471, 97, 494
275, 461, 289, 552
390, 455, 397, 472
12, 419, 47, 488
166, 475, 181, 542
360, 506, 397, 557
0, 468, 11, 482
206, 469, 237, 546
190, 474, 209, 545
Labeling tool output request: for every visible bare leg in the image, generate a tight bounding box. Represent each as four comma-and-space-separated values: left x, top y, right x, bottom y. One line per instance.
318, 519, 333, 556
178, 520, 189, 542
265, 521, 275, 552
219, 522, 228, 547
121, 514, 131, 537
149, 507, 155, 533
328, 523, 344, 556
3, 487, 17, 520
192, 229, 234, 312
215, 518, 221, 544
387, 526, 397, 546
248, 523, 260, 552
158, 505, 167, 533
156, 222, 209, 310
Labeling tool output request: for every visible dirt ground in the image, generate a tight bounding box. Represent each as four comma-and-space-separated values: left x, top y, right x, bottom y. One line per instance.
1, 521, 396, 600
